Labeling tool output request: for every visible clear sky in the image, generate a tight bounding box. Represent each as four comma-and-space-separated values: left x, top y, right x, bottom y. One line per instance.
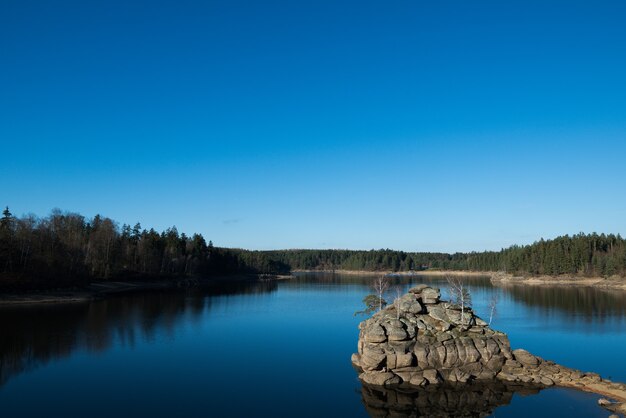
1, 0, 625, 252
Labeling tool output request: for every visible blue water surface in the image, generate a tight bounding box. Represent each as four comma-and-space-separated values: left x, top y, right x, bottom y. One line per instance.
0, 273, 624, 417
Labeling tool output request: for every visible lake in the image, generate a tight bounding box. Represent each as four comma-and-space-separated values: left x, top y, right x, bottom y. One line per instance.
1, 273, 625, 417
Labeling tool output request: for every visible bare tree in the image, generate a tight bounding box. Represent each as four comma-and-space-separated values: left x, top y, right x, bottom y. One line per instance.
354, 275, 391, 317
446, 275, 472, 322
392, 285, 404, 319
488, 294, 498, 326
373, 275, 390, 312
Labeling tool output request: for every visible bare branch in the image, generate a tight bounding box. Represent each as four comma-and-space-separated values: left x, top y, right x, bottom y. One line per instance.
392, 285, 403, 319
372, 275, 390, 312
488, 294, 498, 326
446, 275, 472, 323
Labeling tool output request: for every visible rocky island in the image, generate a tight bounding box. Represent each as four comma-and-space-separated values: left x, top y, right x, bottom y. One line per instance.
352, 285, 626, 415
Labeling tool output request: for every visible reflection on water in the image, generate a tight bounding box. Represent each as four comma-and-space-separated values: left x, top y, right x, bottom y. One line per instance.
360, 382, 541, 418
502, 284, 626, 318
289, 273, 494, 290
0, 273, 624, 418
0, 280, 277, 387
2, 275, 622, 389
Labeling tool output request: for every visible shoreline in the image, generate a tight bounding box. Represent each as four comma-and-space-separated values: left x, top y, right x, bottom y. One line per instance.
0, 274, 293, 306
293, 269, 491, 277
0, 281, 170, 306
295, 269, 626, 290
490, 272, 626, 291
3, 269, 626, 306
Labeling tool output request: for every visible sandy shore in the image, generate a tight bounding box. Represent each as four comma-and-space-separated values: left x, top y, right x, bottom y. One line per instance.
389, 270, 491, 277
293, 269, 490, 277
296, 269, 626, 291
490, 272, 626, 291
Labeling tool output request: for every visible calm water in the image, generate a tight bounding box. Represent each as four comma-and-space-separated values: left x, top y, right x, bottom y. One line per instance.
1, 273, 625, 417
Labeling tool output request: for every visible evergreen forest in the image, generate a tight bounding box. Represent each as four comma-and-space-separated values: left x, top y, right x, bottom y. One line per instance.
0, 207, 289, 290
1, 207, 624, 291
265, 232, 625, 277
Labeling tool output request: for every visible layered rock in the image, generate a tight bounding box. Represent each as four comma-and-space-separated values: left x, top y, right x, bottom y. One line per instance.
352, 285, 626, 415
352, 285, 512, 386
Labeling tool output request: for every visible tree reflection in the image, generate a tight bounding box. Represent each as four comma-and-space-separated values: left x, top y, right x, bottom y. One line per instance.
292, 273, 493, 290
296, 271, 626, 319
502, 284, 626, 318
0, 280, 277, 387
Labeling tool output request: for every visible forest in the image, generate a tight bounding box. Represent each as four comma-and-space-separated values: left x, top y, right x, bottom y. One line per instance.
0, 207, 289, 291
1, 206, 625, 291
265, 233, 626, 277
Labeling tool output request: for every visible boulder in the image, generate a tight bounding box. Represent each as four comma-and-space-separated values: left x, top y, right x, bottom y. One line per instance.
409, 373, 427, 386
398, 294, 424, 314
512, 349, 539, 367
396, 353, 414, 368
423, 369, 442, 384
363, 323, 387, 343
382, 321, 409, 341
427, 304, 449, 322
399, 319, 417, 338
420, 287, 440, 304
408, 284, 429, 294
359, 371, 401, 386
475, 317, 489, 326
360, 346, 386, 370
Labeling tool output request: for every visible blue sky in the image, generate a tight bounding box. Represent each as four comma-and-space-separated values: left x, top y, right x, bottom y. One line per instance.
1, 0, 625, 252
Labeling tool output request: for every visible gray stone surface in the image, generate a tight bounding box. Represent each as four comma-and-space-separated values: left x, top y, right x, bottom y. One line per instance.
353, 285, 512, 387
352, 283, 624, 409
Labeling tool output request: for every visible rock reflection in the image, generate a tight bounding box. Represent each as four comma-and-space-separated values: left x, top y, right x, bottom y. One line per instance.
0, 280, 277, 387
359, 381, 542, 418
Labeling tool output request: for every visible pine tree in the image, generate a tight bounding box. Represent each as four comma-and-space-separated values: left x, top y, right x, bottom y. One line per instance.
1, 206, 13, 230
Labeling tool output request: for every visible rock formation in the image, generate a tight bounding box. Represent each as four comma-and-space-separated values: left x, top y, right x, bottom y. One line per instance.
352, 285, 626, 414
352, 284, 513, 386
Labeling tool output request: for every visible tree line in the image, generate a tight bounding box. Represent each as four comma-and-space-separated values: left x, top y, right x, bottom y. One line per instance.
0, 207, 289, 291
1, 206, 624, 291
456, 233, 626, 277
260, 249, 452, 272
262, 233, 626, 277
